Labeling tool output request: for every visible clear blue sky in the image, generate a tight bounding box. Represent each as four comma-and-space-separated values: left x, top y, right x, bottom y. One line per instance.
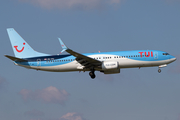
0, 0, 180, 120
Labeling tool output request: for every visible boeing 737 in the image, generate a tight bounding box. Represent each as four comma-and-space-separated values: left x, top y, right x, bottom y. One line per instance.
5, 28, 176, 79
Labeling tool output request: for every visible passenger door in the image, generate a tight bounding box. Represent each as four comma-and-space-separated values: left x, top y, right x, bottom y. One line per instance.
154, 52, 158, 60
37, 59, 41, 67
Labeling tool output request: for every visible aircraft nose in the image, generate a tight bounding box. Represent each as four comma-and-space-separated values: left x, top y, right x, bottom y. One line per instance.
170, 56, 176, 62
174, 57, 177, 61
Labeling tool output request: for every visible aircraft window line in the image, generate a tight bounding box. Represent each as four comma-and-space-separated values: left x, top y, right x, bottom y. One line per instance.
45, 53, 151, 63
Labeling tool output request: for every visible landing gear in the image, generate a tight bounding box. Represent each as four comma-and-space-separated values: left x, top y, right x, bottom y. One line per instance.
89, 70, 96, 79
158, 69, 161, 73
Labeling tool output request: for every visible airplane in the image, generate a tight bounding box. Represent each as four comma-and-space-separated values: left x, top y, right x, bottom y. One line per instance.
5, 28, 176, 79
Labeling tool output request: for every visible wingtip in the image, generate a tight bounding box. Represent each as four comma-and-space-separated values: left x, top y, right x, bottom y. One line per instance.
58, 38, 62, 41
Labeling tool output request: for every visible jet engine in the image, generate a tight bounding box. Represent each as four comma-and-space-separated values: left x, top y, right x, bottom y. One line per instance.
102, 61, 119, 70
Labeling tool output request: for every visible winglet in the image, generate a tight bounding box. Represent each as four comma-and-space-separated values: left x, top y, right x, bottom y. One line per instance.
58, 38, 68, 53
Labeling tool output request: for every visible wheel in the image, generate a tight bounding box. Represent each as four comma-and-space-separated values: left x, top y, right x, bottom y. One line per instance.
89, 71, 96, 79
89, 71, 93, 76
158, 69, 161, 73
91, 74, 96, 79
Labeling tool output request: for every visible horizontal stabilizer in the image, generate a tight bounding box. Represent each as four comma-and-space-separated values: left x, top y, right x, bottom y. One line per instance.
4, 55, 27, 62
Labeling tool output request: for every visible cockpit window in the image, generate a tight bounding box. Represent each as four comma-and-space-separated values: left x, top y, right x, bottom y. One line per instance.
163, 53, 169, 55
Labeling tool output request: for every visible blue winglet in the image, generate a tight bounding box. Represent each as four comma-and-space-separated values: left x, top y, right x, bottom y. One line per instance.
58, 38, 68, 53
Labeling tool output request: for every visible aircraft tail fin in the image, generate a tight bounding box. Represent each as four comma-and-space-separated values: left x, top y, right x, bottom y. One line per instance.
7, 28, 49, 58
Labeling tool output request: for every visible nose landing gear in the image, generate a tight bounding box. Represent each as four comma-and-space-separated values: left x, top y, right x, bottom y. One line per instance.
158, 69, 161, 73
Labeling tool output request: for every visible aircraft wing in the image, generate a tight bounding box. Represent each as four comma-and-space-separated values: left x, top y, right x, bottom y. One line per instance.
58, 38, 102, 68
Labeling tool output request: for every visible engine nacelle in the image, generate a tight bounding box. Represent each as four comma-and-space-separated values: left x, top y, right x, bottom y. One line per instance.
102, 61, 119, 70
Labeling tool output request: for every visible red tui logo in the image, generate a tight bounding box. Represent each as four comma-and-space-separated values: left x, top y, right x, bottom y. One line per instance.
14, 43, 25, 53
139, 51, 153, 57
